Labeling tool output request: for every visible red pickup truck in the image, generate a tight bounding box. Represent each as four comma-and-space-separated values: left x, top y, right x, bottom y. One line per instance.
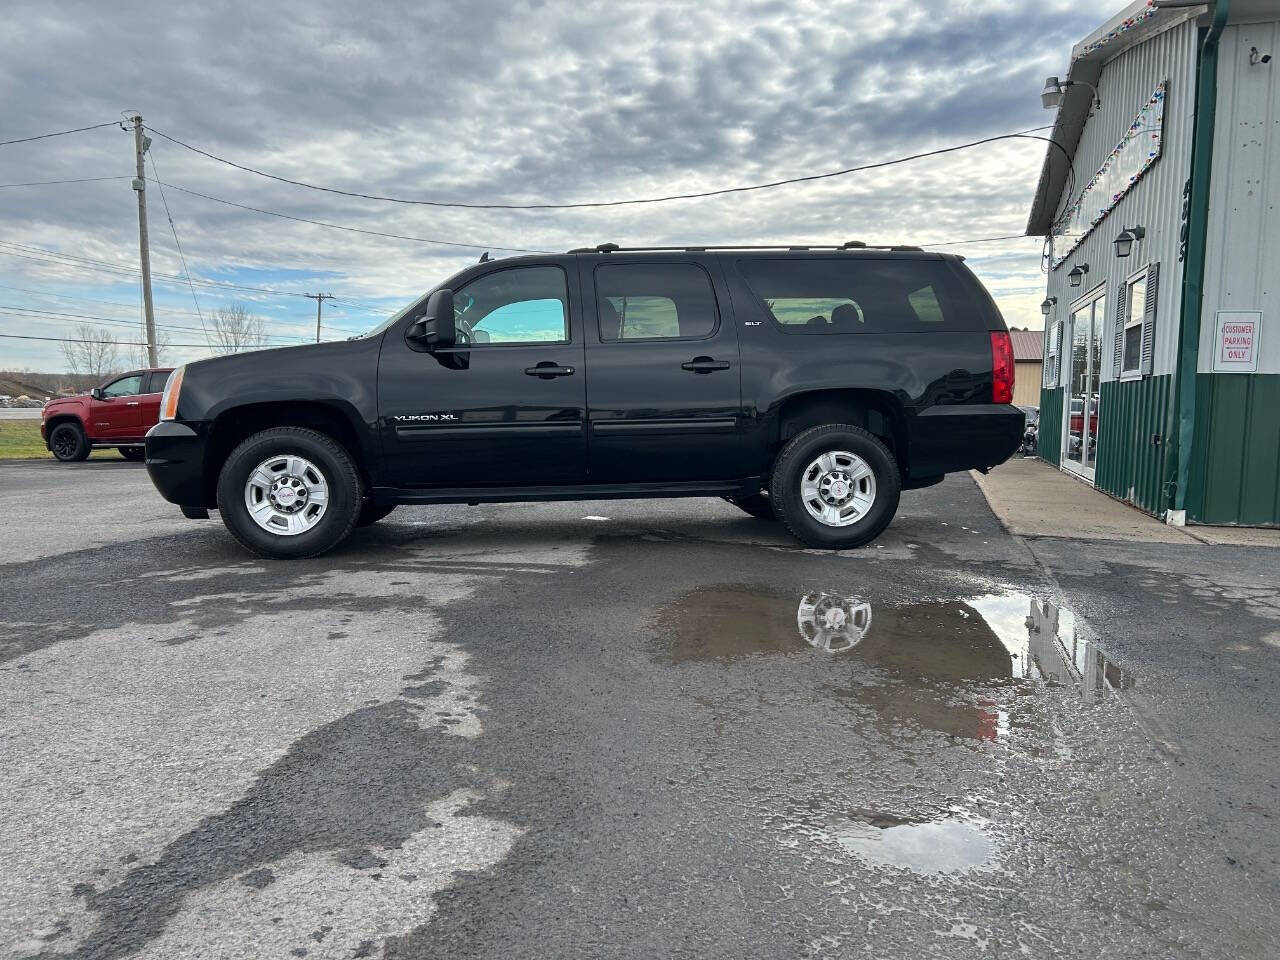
41, 368, 173, 462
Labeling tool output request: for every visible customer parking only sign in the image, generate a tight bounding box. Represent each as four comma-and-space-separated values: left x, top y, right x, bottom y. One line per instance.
1212, 311, 1261, 373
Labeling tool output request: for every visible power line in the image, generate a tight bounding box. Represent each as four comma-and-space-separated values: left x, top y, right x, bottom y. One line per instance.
0, 240, 354, 301
0, 121, 120, 147
154, 180, 550, 254
921, 234, 1039, 248
0, 332, 223, 348
0, 281, 217, 320
145, 123, 1058, 210
0, 304, 314, 341
0, 176, 134, 189
148, 150, 211, 345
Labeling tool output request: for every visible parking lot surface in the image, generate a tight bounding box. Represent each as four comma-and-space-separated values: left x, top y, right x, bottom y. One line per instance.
1, 460, 1278, 958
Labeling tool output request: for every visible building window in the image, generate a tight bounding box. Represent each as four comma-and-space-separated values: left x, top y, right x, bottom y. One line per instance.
1121, 269, 1147, 377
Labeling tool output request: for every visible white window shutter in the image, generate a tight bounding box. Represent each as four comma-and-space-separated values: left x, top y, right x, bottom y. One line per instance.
1140, 262, 1159, 376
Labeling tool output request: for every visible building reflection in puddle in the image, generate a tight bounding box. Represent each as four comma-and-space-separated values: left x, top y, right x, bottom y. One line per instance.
659, 585, 1136, 740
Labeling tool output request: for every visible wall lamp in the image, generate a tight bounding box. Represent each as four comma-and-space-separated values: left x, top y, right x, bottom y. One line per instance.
1114, 225, 1146, 258
1041, 296, 1058, 316
1041, 76, 1102, 111
1067, 263, 1090, 287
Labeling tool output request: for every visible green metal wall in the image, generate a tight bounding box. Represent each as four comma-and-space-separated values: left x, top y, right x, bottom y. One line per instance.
1037, 388, 1063, 466
1187, 374, 1280, 525
1094, 376, 1172, 516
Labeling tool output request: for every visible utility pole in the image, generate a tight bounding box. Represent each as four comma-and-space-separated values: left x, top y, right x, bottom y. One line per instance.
130, 114, 158, 367
305, 293, 336, 343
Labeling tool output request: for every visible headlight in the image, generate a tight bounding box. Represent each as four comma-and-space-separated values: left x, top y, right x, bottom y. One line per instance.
159, 366, 185, 421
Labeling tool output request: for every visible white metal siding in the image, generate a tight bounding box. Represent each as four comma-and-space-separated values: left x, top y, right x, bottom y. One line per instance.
1045, 20, 1198, 381
1199, 21, 1280, 374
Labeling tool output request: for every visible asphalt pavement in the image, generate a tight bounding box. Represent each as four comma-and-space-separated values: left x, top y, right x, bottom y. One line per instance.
1, 459, 1278, 959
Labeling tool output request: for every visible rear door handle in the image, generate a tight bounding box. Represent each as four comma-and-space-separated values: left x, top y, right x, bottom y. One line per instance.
681, 357, 730, 374
525, 362, 576, 379
126, 401, 140, 406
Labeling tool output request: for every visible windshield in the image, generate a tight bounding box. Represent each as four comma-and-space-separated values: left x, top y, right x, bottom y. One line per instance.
356, 293, 431, 340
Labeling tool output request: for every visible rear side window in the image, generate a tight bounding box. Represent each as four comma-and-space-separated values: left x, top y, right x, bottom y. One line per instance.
145, 370, 171, 393
596, 263, 718, 341
736, 257, 979, 334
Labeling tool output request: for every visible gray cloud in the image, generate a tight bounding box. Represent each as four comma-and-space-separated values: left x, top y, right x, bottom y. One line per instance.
0, 0, 1117, 368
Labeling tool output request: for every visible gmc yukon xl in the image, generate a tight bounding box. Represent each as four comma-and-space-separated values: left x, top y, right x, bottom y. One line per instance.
145, 244, 1021, 558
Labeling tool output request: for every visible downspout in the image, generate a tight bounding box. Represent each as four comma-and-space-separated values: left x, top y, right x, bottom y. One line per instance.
1162, 0, 1229, 524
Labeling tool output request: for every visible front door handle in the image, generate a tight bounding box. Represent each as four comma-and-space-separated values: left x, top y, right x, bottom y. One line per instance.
525, 362, 576, 379
681, 357, 731, 374
126, 401, 140, 406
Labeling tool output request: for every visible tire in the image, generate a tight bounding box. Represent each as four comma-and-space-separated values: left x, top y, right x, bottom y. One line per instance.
355, 502, 396, 527
216, 426, 363, 559
768, 423, 901, 550
118, 447, 146, 462
49, 422, 90, 462
723, 492, 775, 520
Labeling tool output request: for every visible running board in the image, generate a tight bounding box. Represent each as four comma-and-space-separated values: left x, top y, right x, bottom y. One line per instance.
374, 478, 761, 506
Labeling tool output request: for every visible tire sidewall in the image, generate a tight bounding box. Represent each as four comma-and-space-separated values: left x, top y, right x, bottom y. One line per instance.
771, 426, 900, 548
51, 423, 88, 462
217, 429, 361, 559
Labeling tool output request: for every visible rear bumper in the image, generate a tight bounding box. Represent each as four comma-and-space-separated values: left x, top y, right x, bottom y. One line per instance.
907, 404, 1024, 479
145, 420, 209, 508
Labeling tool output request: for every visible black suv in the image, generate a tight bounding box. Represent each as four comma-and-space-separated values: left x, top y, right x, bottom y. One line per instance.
145, 244, 1021, 558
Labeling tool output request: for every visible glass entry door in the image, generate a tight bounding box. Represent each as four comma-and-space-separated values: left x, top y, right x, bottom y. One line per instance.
1064, 290, 1105, 480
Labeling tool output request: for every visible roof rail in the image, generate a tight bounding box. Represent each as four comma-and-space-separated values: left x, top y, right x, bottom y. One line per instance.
567, 241, 926, 254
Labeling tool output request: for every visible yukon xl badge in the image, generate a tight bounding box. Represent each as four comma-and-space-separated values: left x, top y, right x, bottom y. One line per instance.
392, 413, 458, 422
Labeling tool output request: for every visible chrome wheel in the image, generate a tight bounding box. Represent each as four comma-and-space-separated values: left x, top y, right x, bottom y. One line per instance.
799, 450, 876, 527
243, 454, 329, 536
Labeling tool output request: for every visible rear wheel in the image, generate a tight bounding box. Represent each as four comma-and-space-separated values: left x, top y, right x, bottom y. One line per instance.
769, 423, 900, 549
355, 502, 396, 527
118, 447, 145, 462
723, 492, 775, 520
50, 422, 90, 462
216, 427, 362, 559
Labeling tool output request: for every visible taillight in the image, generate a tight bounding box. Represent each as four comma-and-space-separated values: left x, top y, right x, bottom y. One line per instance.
159, 366, 185, 421
990, 331, 1014, 405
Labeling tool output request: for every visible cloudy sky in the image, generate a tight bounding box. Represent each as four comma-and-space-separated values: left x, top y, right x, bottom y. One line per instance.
0, 0, 1119, 372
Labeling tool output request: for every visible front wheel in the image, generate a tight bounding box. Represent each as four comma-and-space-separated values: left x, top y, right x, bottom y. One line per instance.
216, 427, 363, 559
50, 422, 90, 462
769, 424, 901, 550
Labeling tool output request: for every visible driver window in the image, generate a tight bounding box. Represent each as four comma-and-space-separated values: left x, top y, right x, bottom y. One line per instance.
454, 266, 569, 345
100, 375, 142, 398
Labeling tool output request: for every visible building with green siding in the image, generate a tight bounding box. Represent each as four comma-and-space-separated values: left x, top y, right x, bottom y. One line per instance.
1027, 0, 1278, 527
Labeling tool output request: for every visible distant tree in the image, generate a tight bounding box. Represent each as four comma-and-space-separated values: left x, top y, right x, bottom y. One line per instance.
59, 324, 121, 381
210, 303, 267, 354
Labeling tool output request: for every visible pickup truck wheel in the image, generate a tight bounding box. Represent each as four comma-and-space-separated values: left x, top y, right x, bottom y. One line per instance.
355, 502, 396, 527
723, 492, 774, 520
216, 427, 362, 559
50, 422, 90, 462
118, 447, 145, 462
769, 424, 900, 550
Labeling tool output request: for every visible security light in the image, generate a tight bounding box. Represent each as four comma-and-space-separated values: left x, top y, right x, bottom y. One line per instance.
1041, 77, 1064, 109
1114, 225, 1146, 258
1041, 296, 1057, 316
1041, 76, 1101, 111
1067, 264, 1089, 287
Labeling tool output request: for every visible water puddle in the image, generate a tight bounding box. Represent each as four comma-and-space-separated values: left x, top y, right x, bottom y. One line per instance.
657, 585, 1135, 721
834, 813, 996, 875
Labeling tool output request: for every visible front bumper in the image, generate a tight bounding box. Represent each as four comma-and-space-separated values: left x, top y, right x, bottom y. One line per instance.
145, 420, 209, 508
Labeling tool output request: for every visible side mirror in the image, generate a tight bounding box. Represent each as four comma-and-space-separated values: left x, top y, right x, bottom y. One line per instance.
407, 288, 456, 349
90, 387, 104, 400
